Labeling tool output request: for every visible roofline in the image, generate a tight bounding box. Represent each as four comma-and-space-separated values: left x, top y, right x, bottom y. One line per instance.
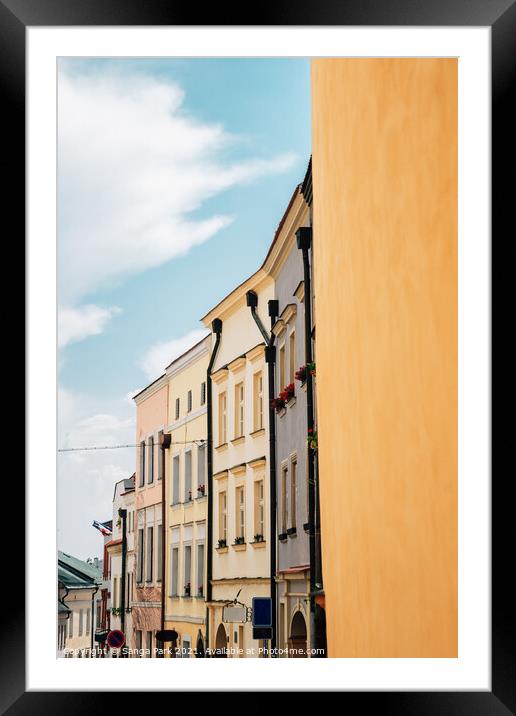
200, 183, 303, 325
132, 373, 167, 402
164, 333, 210, 371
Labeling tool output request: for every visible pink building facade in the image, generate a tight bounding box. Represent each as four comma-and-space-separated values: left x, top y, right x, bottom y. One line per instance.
132, 374, 169, 657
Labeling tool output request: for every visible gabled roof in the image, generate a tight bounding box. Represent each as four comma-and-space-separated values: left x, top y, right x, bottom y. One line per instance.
58, 551, 102, 585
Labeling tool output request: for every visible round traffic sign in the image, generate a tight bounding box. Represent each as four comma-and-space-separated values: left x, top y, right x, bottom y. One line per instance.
107, 629, 126, 649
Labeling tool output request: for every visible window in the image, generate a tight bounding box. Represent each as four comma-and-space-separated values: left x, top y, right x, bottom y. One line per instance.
146, 631, 153, 657
218, 392, 227, 444
148, 435, 154, 484
290, 456, 297, 529
146, 526, 154, 582
86, 608, 91, 635
79, 609, 84, 637
68, 612, 74, 637
181, 636, 191, 658
139, 441, 145, 486
135, 630, 142, 656
175, 397, 180, 420
279, 603, 286, 651
238, 625, 245, 656
197, 444, 206, 491
113, 577, 118, 609
157, 527, 163, 582
234, 382, 245, 438
254, 479, 264, 537
157, 437, 163, 480
196, 543, 205, 596
187, 389, 192, 412
236, 485, 245, 540
253, 372, 264, 431
289, 331, 296, 384
172, 455, 180, 504
219, 491, 227, 542
279, 344, 286, 389
171, 546, 179, 596
281, 464, 288, 534
184, 545, 192, 595
185, 451, 192, 501
137, 528, 144, 582
200, 381, 206, 405
127, 572, 132, 604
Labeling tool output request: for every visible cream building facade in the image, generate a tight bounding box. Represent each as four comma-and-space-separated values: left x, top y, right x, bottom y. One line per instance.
202, 271, 274, 658
164, 335, 210, 658
58, 551, 102, 658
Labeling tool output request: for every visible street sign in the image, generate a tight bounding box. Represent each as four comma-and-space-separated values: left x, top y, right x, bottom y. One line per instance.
156, 629, 178, 643
107, 629, 125, 649
223, 605, 248, 623
252, 597, 272, 627
253, 627, 273, 640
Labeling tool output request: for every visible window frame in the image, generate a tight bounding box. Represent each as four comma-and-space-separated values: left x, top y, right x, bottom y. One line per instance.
234, 381, 245, 438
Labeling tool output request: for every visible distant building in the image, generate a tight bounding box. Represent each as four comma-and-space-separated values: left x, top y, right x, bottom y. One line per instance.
164, 335, 210, 658
132, 375, 169, 657
106, 475, 135, 656
58, 551, 102, 657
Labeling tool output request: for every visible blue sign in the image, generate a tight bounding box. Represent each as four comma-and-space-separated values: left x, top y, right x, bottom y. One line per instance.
252, 597, 272, 628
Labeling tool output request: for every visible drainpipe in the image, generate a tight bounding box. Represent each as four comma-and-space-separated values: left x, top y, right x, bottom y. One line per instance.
206, 317, 223, 655
91, 583, 99, 656
296, 226, 326, 656
119, 507, 127, 656
159, 431, 171, 657
58, 582, 70, 653
246, 290, 279, 657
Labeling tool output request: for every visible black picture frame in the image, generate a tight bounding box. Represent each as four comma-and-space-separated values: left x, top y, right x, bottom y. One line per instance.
7, 0, 512, 709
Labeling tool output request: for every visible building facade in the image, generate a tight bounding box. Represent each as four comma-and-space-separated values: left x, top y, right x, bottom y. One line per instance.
202, 271, 274, 657
106, 475, 135, 655
58, 551, 102, 657
132, 375, 169, 657
311, 58, 458, 656
164, 335, 210, 658
268, 185, 313, 656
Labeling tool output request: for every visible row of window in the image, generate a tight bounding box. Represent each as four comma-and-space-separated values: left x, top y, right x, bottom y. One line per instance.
57, 623, 67, 650
138, 435, 163, 487
136, 524, 163, 584
112, 572, 133, 609
217, 479, 264, 544
174, 381, 207, 421
171, 444, 206, 505
67, 607, 91, 638
217, 371, 264, 446
169, 541, 205, 598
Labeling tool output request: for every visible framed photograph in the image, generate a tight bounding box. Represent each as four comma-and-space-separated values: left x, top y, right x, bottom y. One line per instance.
9, 0, 511, 708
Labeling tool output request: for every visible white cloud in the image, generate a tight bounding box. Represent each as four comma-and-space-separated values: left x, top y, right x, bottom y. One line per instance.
141, 328, 209, 381
58, 67, 297, 303
58, 304, 121, 348
58, 387, 136, 558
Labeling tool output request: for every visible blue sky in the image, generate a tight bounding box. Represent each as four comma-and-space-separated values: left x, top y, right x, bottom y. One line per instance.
57, 58, 311, 558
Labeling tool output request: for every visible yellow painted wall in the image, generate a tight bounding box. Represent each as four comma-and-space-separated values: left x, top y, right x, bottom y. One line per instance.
311, 58, 457, 657
165, 340, 210, 652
